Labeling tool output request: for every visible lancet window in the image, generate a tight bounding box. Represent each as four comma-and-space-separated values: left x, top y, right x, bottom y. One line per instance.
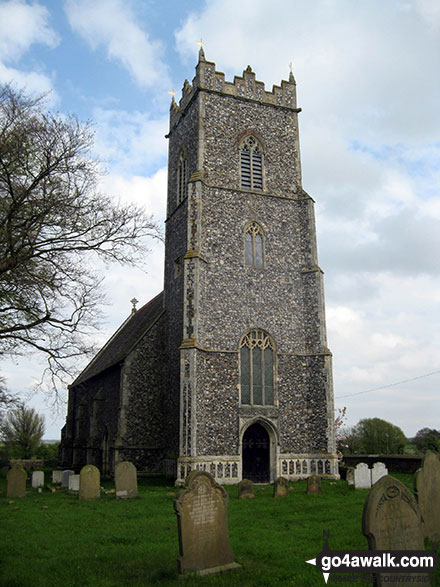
240, 330, 275, 406
240, 136, 263, 191
245, 222, 264, 267
177, 153, 187, 204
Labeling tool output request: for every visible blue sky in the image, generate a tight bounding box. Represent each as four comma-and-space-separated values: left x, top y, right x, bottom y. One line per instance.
1, 0, 440, 439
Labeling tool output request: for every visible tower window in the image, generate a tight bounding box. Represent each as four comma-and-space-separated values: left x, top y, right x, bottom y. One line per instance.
240, 330, 275, 406
245, 222, 264, 267
240, 136, 263, 191
177, 154, 187, 204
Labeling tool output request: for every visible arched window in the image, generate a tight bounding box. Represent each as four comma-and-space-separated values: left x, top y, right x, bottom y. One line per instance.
177, 153, 187, 204
240, 136, 263, 191
240, 330, 275, 405
245, 222, 264, 267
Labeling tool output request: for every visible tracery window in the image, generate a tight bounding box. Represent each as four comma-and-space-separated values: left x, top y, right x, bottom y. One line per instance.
245, 222, 264, 267
240, 330, 275, 405
177, 153, 187, 204
240, 136, 263, 191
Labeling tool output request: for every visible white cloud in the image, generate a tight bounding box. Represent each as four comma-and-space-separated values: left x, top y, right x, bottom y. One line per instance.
65, 0, 170, 90
0, 0, 59, 92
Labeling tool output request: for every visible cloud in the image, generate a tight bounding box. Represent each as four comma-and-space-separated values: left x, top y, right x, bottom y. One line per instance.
65, 0, 170, 91
0, 0, 59, 93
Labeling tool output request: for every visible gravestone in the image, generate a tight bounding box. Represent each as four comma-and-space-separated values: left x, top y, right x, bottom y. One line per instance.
115, 461, 138, 499
273, 476, 289, 498
354, 463, 371, 489
61, 470, 74, 488
174, 471, 241, 575
346, 468, 354, 486
414, 450, 440, 542
307, 475, 322, 494
6, 463, 27, 498
79, 465, 100, 500
238, 478, 255, 499
371, 462, 387, 485
52, 470, 63, 484
68, 474, 80, 493
362, 475, 425, 585
31, 471, 44, 488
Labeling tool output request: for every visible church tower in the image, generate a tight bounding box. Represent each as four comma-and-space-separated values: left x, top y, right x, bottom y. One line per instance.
164, 50, 338, 484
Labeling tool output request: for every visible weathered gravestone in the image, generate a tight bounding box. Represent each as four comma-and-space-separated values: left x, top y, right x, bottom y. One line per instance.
61, 470, 74, 488
371, 462, 388, 485
79, 465, 100, 501
68, 474, 80, 493
6, 463, 27, 498
52, 470, 63, 484
273, 476, 289, 498
414, 450, 440, 542
174, 471, 241, 575
238, 478, 255, 499
31, 471, 44, 488
307, 475, 322, 494
115, 461, 138, 499
346, 468, 354, 486
354, 463, 371, 489
362, 475, 426, 585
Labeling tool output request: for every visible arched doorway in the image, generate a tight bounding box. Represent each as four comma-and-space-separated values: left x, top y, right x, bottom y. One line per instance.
242, 422, 270, 483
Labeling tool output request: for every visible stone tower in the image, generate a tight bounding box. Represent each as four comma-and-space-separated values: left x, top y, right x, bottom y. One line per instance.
164, 50, 337, 484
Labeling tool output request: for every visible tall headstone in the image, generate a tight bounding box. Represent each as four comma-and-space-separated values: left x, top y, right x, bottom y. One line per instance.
362, 475, 425, 585
273, 476, 289, 498
31, 471, 44, 488
307, 475, 322, 494
6, 463, 27, 498
174, 471, 241, 575
61, 470, 74, 488
115, 461, 138, 499
414, 450, 440, 542
238, 478, 255, 499
354, 463, 371, 489
68, 474, 80, 493
52, 470, 63, 484
371, 462, 387, 485
79, 465, 100, 501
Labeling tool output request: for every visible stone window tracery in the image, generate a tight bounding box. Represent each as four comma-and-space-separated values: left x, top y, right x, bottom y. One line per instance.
240, 136, 263, 191
240, 329, 275, 405
177, 152, 187, 204
245, 222, 264, 267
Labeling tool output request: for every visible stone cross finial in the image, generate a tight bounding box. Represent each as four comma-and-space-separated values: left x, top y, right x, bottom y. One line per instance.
196, 39, 205, 62
288, 62, 295, 83
130, 297, 138, 314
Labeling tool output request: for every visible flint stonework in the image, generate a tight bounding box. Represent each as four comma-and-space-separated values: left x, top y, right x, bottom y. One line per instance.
6, 463, 26, 498
115, 461, 138, 499
174, 471, 241, 575
79, 465, 100, 500
362, 475, 425, 586
414, 450, 440, 541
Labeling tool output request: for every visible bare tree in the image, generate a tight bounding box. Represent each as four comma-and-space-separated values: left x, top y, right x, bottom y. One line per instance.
0, 85, 161, 390
0, 405, 45, 458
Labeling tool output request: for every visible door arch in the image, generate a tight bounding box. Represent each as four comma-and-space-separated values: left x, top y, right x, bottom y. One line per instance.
242, 422, 270, 483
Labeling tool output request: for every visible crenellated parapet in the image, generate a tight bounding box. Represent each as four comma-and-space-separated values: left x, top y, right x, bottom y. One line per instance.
169, 49, 300, 132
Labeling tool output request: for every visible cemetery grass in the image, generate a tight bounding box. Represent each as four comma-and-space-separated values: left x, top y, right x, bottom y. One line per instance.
1, 473, 439, 587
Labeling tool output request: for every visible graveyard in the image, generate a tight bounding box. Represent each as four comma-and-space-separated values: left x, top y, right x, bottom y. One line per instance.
2, 468, 440, 586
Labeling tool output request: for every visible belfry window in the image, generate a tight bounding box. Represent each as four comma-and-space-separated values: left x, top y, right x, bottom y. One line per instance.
240, 136, 263, 191
240, 330, 275, 406
177, 154, 187, 204
245, 222, 264, 267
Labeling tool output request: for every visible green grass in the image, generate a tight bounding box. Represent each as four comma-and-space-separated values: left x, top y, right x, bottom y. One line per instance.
1, 473, 439, 586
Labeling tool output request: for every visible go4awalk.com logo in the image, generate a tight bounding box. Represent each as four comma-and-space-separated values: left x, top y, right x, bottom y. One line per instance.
306, 532, 438, 584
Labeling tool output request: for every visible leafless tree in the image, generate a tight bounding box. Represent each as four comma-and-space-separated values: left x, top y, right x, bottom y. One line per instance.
0, 84, 161, 391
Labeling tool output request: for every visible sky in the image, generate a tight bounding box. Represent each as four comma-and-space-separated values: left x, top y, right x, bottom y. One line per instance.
1, 0, 439, 440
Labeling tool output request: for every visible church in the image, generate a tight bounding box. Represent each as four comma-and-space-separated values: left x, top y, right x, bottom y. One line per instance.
59, 50, 338, 484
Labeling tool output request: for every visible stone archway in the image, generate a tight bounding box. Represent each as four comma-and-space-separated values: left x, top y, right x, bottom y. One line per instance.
242, 422, 270, 483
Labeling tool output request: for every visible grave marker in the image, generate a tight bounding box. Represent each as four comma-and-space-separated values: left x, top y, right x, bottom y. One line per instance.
307, 475, 322, 494
354, 463, 371, 489
273, 476, 289, 498
68, 474, 80, 493
52, 470, 63, 484
238, 478, 255, 499
115, 461, 138, 499
79, 465, 100, 500
174, 471, 241, 575
61, 470, 74, 488
414, 450, 440, 542
6, 463, 26, 498
31, 471, 44, 488
362, 475, 425, 585
371, 462, 388, 485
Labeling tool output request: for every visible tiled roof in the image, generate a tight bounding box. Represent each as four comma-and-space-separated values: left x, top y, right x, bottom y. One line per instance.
72, 291, 164, 386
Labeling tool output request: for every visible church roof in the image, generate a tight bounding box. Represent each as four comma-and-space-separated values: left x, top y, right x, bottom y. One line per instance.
71, 291, 165, 386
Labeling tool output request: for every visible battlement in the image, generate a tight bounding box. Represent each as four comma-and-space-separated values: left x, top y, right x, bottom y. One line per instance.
169, 49, 300, 131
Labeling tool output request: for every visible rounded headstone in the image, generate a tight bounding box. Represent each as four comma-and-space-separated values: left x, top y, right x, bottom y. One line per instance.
79, 465, 100, 501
